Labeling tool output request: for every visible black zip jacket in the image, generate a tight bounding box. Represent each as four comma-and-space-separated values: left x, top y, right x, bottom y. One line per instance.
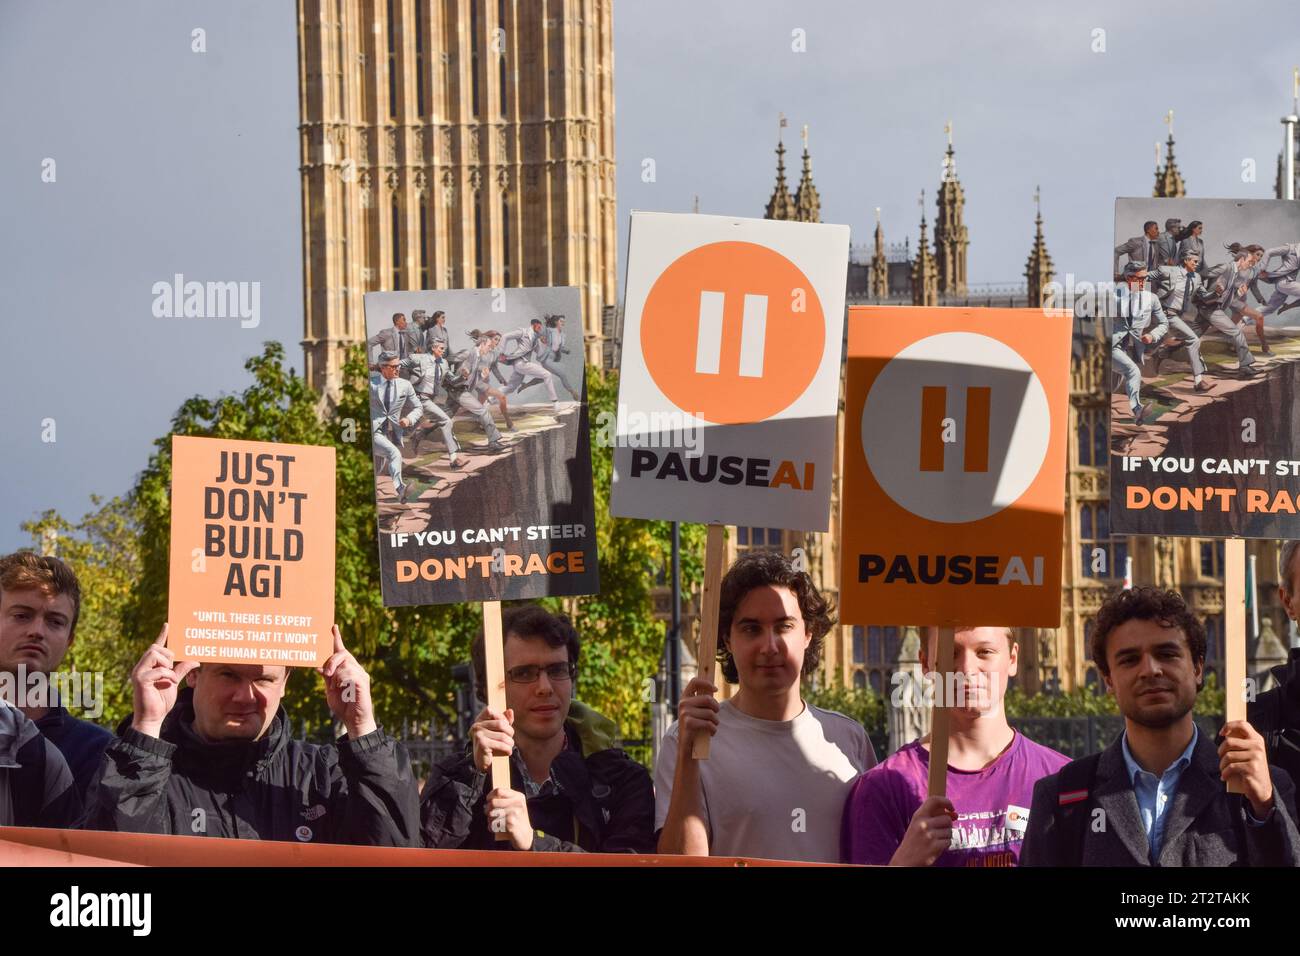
419, 700, 655, 853
77, 688, 420, 847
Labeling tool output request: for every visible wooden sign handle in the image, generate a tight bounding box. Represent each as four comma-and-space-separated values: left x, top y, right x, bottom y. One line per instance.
927, 626, 955, 798
690, 524, 727, 760
1223, 539, 1246, 795
481, 600, 513, 839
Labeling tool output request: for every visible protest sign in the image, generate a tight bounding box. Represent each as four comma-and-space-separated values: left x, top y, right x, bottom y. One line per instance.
611, 211, 849, 532
167, 436, 335, 667
1108, 198, 1300, 741
839, 307, 1071, 626
362, 287, 598, 607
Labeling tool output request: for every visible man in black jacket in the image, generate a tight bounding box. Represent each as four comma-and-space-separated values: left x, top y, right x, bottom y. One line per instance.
0, 552, 113, 801
420, 605, 655, 853
1249, 539, 1300, 788
80, 624, 420, 846
1022, 587, 1300, 866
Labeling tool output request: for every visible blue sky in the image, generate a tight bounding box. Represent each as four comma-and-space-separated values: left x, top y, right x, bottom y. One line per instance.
1, 0, 1296, 550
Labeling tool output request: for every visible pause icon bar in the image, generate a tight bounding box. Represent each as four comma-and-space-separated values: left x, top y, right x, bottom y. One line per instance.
919, 385, 991, 473
694, 291, 769, 378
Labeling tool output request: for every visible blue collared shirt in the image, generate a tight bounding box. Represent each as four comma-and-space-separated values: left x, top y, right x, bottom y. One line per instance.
1121, 726, 1198, 862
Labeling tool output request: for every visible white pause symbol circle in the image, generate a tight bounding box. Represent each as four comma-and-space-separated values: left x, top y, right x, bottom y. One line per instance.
861, 332, 1051, 524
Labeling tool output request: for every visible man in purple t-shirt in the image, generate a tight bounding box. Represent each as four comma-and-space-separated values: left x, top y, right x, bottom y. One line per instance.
841, 626, 1068, 867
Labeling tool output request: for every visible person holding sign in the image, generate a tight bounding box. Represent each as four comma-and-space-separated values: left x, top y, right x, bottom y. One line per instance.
80, 625, 420, 846
655, 552, 875, 863
841, 626, 1068, 867
420, 606, 654, 852
1022, 588, 1300, 866
1250, 540, 1300, 795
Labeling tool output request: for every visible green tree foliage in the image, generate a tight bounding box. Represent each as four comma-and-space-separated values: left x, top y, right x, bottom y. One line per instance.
21, 342, 703, 747
804, 682, 887, 750
22, 496, 142, 726
1004, 672, 1225, 718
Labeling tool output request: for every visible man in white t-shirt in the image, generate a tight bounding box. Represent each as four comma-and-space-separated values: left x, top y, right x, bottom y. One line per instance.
655, 551, 875, 862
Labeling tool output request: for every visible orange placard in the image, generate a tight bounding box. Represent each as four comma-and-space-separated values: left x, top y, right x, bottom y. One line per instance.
839, 307, 1071, 626
167, 436, 335, 667
0, 827, 837, 867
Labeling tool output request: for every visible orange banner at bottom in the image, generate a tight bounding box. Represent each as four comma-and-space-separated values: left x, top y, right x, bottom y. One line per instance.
0, 827, 830, 867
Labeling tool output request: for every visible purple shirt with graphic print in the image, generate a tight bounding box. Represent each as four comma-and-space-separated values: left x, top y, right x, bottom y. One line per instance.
841, 732, 1069, 867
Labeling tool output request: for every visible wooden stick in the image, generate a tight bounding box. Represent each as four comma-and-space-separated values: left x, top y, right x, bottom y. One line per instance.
1224, 539, 1247, 794
481, 600, 512, 839
927, 626, 955, 798
691, 523, 727, 760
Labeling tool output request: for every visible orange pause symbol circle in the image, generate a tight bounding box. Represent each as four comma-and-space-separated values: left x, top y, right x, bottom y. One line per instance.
640, 240, 825, 425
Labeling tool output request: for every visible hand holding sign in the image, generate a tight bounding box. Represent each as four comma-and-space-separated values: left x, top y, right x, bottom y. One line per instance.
319, 625, 376, 739
677, 676, 720, 755
470, 706, 516, 773
485, 787, 534, 850
131, 624, 198, 739
1218, 720, 1274, 818
890, 795, 957, 867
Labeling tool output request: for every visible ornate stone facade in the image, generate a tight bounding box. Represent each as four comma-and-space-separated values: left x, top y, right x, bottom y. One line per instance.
297, 0, 618, 395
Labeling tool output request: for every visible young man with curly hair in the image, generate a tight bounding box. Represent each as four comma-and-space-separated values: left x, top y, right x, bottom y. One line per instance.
655, 551, 876, 862
1022, 587, 1300, 866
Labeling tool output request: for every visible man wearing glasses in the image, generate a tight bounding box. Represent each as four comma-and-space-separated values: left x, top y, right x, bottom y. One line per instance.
1111, 262, 1168, 427
419, 605, 655, 853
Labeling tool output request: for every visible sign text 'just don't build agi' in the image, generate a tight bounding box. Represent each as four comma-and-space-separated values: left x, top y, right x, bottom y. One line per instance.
167, 435, 336, 668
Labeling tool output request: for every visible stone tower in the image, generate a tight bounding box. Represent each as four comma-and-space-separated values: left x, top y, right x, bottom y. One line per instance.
1153, 112, 1186, 198
912, 192, 938, 307
764, 121, 797, 222
1025, 187, 1055, 308
296, 0, 618, 395
933, 122, 968, 297
869, 207, 888, 299
793, 125, 821, 223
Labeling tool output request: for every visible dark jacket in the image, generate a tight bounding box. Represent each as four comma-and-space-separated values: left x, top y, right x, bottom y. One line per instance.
1248, 648, 1300, 792
35, 706, 113, 802
1, 705, 81, 828
420, 700, 655, 853
78, 688, 420, 846
1021, 730, 1300, 866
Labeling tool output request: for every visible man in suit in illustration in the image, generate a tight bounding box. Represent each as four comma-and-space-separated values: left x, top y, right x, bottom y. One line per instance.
368, 313, 421, 367
1110, 263, 1168, 426
1258, 241, 1300, 319
1022, 587, 1300, 867
1149, 251, 1212, 393
1156, 218, 1182, 267
370, 350, 423, 503
401, 339, 461, 469
1115, 221, 1161, 277
1199, 249, 1264, 371
500, 317, 560, 407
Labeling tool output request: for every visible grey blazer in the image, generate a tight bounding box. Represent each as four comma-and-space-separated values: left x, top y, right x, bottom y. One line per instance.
1115, 235, 1158, 275
1021, 731, 1300, 867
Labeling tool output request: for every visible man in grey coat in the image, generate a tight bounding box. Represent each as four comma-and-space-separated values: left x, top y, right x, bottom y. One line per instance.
1258, 242, 1300, 318
1156, 218, 1182, 266
1111, 263, 1168, 426
1022, 587, 1300, 867
1149, 251, 1212, 393
370, 351, 423, 503
1115, 221, 1161, 277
